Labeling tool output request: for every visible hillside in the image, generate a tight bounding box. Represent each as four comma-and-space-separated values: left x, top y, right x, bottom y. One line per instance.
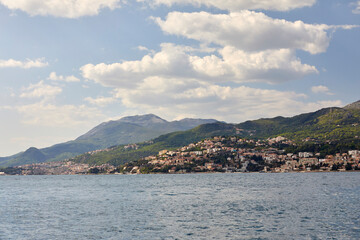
344, 100, 360, 110
71, 101, 360, 166
71, 122, 237, 166
237, 107, 360, 140
75, 114, 217, 147
2, 101, 360, 167
0, 114, 217, 167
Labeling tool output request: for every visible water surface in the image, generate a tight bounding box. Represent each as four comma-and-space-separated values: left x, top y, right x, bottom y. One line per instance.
1, 173, 359, 239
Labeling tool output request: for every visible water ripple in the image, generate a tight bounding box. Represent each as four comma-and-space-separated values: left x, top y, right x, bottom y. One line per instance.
0, 173, 359, 239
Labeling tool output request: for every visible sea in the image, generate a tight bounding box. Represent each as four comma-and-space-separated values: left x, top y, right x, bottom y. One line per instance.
1, 172, 359, 240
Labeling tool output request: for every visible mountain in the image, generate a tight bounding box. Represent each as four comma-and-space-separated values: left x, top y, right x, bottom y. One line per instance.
0, 114, 218, 167
3, 101, 360, 167
76, 114, 217, 146
236, 105, 360, 140
71, 101, 360, 166
344, 100, 360, 110
113, 114, 168, 126
6, 147, 46, 167
71, 122, 237, 166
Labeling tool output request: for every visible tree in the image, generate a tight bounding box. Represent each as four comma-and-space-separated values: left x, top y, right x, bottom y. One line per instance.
345, 163, 353, 171
331, 164, 339, 171
89, 167, 100, 174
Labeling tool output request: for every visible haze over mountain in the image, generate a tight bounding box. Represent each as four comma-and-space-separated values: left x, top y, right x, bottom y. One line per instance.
0, 114, 217, 167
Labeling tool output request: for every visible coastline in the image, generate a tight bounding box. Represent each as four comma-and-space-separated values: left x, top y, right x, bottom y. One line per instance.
1, 169, 359, 176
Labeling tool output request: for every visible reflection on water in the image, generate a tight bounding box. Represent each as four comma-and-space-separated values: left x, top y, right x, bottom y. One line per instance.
1, 173, 359, 239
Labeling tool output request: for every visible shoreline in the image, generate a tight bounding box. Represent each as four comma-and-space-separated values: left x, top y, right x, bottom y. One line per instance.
1, 170, 359, 176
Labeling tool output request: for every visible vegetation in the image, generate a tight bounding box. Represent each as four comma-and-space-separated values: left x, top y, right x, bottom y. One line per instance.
238, 108, 360, 141
284, 138, 360, 157
0, 167, 23, 175
72, 122, 237, 166
0, 115, 217, 167
71, 107, 360, 166
2, 102, 360, 168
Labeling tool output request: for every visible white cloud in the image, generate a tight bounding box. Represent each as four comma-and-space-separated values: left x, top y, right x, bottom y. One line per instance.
76, 5, 347, 124
85, 96, 116, 106
81, 43, 318, 86
81, 43, 196, 87
139, 0, 316, 11
0, 0, 122, 18
20, 81, 62, 99
137, 46, 150, 51
48, 72, 81, 82
137, 46, 155, 54
113, 76, 341, 122
353, 1, 360, 14
191, 46, 318, 83
0, 58, 48, 68
15, 102, 104, 127
311, 85, 333, 95
154, 11, 354, 54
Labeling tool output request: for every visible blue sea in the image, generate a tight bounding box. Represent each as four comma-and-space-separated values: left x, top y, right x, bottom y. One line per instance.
1, 172, 360, 239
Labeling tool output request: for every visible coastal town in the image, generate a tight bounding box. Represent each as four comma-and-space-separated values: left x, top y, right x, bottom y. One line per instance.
121, 136, 360, 174
1, 136, 360, 175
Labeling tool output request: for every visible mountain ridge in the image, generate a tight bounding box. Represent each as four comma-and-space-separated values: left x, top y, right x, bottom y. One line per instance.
2, 100, 359, 167
70, 101, 360, 166
344, 100, 360, 110
0, 114, 218, 167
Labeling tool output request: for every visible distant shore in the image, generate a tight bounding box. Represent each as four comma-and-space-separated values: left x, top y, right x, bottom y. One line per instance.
1, 169, 359, 176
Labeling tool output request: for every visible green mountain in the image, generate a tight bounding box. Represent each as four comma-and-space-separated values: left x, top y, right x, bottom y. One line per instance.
71, 101, 360, 166
75, 114, 218, 147
2, 101, 360, 167
71, 122, 237, 166
344, 100, 360, 110
4, 147, 47, 167
0, 114, 217, 167
237, 107, 360, 140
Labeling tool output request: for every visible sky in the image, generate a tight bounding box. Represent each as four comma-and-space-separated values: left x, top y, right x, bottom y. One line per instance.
0, 0, 359, 156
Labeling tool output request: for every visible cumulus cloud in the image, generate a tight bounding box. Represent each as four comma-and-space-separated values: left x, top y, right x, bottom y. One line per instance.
81, 44, 196, 87
192, 46, 318, 83
0, 58, 48, 69
154, 11, 355, 54
311, 85, 333, 95
48, 72, 81, 82
139, 0, 316, 11
20, 81, 62, 99
0, 0, 122, 18
353, 1, 360, 14
85, 96, 116, 106
76, 3, 347, 123
81, 43, 317, 86
112, 76, 341, 122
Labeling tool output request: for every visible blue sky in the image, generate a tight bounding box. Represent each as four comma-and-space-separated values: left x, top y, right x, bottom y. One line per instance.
0, 0, 359, 156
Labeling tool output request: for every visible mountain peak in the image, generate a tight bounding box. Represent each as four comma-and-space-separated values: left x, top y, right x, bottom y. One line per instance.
176, 117, 218, 124
344, 100, 360, 110
1, 114, 219, 167
21, 147, 46, 163
118, 114, 168, 126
